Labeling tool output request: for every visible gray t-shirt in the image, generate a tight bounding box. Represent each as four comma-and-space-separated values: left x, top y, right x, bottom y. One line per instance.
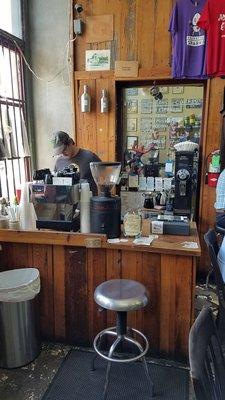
54, 149, 101, 195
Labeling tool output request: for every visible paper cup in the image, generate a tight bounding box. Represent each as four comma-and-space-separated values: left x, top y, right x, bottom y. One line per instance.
9, 220, 20, 230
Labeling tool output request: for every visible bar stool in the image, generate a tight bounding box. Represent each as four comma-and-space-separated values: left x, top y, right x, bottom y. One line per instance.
93, 279, 154, 400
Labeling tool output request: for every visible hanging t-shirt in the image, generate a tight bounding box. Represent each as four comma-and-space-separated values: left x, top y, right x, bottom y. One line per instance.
169, 0, 207, 79
198, 0, 225, 77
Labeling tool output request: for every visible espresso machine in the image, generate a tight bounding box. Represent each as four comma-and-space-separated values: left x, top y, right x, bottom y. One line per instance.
90, 162, 121, 238
174, 150, 198, 216
30, 167, 80, 231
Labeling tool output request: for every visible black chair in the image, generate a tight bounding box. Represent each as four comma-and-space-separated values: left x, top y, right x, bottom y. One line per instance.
189, 306, 225, 400
204, 229, 225, 343
215, 224, 225, 237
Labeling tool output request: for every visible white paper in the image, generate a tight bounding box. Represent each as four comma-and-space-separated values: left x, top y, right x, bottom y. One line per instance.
133, 235, 158, 246
163, 178, 172, 190
107, 238, 129, 244
107, 238, 120, 244
146, 177, 155, 191
181, 241, 198, 249
155, 177, 163, 192
139, 176, 147, 191
133, 237, 154, 246
165, 161, 173, 173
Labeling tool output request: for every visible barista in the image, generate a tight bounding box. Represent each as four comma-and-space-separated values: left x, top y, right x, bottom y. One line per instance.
52, 131, 101, 195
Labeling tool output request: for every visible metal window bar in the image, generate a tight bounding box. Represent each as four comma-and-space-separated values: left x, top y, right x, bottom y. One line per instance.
0, 31, 31, 201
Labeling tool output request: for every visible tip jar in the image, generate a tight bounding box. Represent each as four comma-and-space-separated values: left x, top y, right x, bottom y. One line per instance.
123, 209, 142, 237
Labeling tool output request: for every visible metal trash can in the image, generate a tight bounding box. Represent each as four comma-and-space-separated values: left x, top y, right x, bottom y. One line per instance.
0, 268, 41, 368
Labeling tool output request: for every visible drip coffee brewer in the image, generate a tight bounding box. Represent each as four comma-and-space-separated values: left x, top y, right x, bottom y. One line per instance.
90, 162, 121, 238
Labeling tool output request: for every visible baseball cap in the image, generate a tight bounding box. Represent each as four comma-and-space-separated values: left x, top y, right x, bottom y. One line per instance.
52, 131, 72, 156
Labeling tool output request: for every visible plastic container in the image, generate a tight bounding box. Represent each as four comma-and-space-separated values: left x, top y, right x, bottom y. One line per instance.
9, 220, 20, 230
123, 210, 142, 237
0, 268, 41, 368
0, 217, 9, 229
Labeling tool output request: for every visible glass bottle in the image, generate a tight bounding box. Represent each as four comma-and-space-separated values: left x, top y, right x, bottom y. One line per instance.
100, 89, 108, 113
81, 85, 91, 113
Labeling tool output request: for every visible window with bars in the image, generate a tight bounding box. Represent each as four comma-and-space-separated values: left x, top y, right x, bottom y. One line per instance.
0, 23, 31, 203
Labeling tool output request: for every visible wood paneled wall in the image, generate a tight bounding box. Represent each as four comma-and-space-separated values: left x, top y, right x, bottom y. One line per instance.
0, 242, 196, 359
72, 0, 225, 273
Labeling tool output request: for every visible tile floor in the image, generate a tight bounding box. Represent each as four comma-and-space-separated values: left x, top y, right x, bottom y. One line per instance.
0, 283, 217, 400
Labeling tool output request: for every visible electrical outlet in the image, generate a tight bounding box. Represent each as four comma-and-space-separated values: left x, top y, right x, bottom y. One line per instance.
74, 19, 83, 35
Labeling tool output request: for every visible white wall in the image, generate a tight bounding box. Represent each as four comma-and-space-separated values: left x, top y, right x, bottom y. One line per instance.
29, 0, 73, 170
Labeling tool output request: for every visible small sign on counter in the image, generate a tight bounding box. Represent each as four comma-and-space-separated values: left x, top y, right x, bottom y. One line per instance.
151, 220, 164, 234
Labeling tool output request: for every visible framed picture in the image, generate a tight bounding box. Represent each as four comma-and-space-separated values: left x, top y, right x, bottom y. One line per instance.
127, 118, 137, 132
126, 99, 138, 113
140, 99, 153, 114
154, 117, 167, 131
127, 136, 138, 150
126, 88, 138, 96
140, 118, 153, 132
159, 86, 169, 94
172, 86, 184, 94
171, 98, 183, 113
85, 49, 111, 71
156, 99, 169, 114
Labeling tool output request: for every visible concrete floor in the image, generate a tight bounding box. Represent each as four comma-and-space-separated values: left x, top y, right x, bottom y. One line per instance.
0, 343, 70, 400
0, 283, 217, 400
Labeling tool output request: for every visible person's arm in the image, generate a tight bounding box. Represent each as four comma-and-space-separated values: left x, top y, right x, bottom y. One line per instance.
215, 171, 225, 211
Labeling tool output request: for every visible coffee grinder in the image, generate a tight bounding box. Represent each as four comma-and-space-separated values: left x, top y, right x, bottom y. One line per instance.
90, 162, 121, 238
174, 150, 198, 216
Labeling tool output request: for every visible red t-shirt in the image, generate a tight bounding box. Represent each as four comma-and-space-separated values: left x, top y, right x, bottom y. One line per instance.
198, 0, 225, 76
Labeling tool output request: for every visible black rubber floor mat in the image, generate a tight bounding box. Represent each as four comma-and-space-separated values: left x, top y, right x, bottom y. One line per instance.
42, 349, 189, 400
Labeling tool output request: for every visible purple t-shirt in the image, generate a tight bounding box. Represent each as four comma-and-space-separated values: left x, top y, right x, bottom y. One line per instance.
169, 0, 207, 78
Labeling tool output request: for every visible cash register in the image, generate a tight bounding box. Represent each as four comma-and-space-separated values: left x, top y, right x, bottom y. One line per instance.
30, 167, 80, 231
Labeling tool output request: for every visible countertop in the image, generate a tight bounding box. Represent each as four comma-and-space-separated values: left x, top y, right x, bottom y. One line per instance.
0, 222, 201, 256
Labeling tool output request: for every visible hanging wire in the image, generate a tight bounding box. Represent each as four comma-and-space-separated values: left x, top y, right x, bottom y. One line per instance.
1, 29, 77, 85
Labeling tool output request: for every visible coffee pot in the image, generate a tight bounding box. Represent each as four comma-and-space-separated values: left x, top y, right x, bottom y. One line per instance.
143, 192, 154, 209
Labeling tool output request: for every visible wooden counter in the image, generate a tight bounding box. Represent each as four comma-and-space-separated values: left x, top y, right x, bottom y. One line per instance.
0, 224, 200, 360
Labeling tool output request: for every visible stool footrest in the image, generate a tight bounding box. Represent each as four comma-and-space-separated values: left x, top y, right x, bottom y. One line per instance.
93, 326, 149, 363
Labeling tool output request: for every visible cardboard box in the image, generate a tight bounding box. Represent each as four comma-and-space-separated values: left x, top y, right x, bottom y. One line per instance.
115, 61, 139, 78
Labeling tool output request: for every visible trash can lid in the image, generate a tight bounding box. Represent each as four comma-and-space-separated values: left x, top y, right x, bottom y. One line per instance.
0, 268, 40, 302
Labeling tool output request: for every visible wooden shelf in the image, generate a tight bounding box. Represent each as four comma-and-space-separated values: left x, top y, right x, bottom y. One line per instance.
74, 68, 172, 81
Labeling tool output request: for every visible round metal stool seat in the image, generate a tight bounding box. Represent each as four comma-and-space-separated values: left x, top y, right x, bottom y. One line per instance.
94, 279, 149, 312
93, 279, 154, 399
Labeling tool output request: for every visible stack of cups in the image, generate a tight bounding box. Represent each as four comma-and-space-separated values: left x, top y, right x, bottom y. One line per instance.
80, 182, 92, 233
19, 182, 37, 231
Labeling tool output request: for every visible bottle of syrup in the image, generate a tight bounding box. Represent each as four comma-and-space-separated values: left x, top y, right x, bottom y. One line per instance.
81, 85, 91, 112
100, 89, 108, 113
